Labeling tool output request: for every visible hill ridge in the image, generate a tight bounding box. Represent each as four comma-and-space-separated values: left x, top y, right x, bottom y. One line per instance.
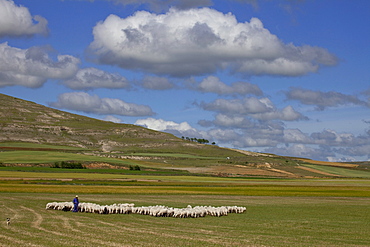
0, 93, 182, 151
2, 93, 369, 178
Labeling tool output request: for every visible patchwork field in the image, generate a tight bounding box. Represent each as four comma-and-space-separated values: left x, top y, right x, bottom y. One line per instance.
1, 141, 370, 246
1, 144, 370, 179
1, 168, 370, 246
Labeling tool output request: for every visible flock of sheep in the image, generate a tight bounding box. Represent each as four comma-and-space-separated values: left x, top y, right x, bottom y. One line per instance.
46, 202, 246, 218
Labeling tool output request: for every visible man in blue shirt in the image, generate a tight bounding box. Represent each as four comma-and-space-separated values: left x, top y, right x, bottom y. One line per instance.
73, 195, 79, 212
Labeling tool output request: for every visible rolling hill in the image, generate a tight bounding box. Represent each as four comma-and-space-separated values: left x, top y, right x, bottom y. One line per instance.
1, 93, 369, 178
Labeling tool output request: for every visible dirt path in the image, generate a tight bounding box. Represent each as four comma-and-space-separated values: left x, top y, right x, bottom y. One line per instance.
230, 148, 273, 157
21, 206, 127, 247
21, 206, 44, 229
297, 166, 340, 177
0, 233, 43, 247
268, 168, 296, 177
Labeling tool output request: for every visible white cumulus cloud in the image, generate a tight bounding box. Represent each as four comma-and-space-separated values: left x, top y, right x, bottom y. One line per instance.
141, 76, 174, 90
51, 92, 154, 116
73, 0, 258, 12
89, 8, 337, 77
0, 43, 80, 88
103, 115, 123, 123
63, 67, 130, 90
135, 118, 194, 132
266, 144, 334, 161
196, 76, 262, 95
0, 0, 48, 38
200, 97, 306, 121
135, 117, 203, 137
251, 105, 308, 121
213, 114, 253, 128
200, 97, 272, 114
286, 87, 368, 110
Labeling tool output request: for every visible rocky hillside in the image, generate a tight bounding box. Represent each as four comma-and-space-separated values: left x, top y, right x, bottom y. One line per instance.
0, 93, 197, 152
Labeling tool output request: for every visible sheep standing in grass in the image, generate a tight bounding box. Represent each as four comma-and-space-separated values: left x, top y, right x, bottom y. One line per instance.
45, 202, 56, 210
46, 202, 246, 218
118, 203, 133, 214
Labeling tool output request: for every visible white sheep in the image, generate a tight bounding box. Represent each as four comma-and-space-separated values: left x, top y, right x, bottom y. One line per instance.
45, 202, 246, 218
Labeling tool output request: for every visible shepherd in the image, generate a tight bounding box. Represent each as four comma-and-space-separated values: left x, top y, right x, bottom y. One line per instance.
73, 195, 79, 212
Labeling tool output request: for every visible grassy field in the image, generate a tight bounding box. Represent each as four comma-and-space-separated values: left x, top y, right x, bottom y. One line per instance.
1, 193, 370, 247
0, 150, 134, 165
299, 164, 370, 178
2, 148, 370, 179
1, 168, 370, 246
0, 142, 86, 151
1, 141, 370, 246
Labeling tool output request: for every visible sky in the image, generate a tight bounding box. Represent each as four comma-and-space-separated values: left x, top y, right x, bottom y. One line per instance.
0, 0, 369, 162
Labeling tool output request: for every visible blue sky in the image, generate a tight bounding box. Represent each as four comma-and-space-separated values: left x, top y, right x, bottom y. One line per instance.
0, 0, 369, 161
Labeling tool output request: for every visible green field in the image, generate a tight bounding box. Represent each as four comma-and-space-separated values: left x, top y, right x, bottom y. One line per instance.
0, 150, 133, 165
1, 168, 370, 246
1, 141, 370, 246
2, 142, 370, 179
0, 142, 86, 150
1, 193, 370, 247
301, 163, 370, 178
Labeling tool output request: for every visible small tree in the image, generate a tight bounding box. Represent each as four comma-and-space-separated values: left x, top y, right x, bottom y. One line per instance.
129, 165, 141, 171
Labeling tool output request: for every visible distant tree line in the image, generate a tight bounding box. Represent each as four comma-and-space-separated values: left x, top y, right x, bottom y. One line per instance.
181, 136, 216, 145
52, 161, 86, 169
